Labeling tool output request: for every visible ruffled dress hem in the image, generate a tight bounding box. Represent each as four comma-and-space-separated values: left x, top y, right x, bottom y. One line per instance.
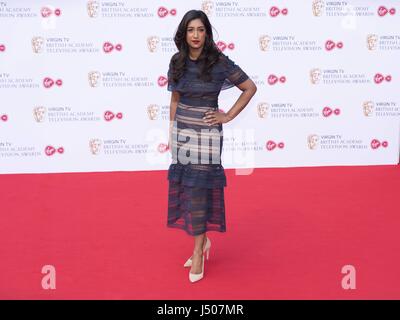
167, 163, 227, 189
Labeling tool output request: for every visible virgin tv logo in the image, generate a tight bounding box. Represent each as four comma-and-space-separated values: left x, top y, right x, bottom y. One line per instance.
269, 6, 288, 17
41, 7, 61, 17
43, 77, 63, 88
158, 6, 176, 18
45, 145, 64, 156
266, 140, 285, 151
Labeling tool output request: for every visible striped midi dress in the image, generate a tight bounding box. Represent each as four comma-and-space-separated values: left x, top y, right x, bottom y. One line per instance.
167, 53, 249, 236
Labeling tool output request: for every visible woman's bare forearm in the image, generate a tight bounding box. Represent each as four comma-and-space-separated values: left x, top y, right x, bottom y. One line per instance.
225, 78, 257, 122
226, 86, 257, 122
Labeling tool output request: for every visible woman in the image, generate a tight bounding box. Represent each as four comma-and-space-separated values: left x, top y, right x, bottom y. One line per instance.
167, 10, 257, 283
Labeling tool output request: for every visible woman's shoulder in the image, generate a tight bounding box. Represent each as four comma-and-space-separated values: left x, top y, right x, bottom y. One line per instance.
213, 53, 236, 72
218, 52, 239, 67
217, 52, 229, 63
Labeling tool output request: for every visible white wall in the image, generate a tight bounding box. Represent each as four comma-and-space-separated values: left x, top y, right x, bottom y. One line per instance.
0, 0, 399, 174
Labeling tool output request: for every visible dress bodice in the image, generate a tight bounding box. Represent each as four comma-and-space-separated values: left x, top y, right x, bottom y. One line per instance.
167, 53, 249, 107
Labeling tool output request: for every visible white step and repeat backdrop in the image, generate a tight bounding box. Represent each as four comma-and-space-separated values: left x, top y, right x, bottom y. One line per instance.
0, 0, 399, 174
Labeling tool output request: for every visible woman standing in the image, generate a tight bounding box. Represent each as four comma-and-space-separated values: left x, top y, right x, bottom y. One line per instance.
167, 10, 257, 283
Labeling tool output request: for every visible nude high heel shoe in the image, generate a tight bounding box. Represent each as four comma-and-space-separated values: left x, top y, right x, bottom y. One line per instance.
189, 252, 205, 283
184, 237, 211, 268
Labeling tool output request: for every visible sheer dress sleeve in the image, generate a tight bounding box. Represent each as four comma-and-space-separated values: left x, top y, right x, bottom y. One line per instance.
221, 54, 249, 90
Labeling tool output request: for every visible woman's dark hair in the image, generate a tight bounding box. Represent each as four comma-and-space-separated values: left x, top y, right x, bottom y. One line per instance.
170, 10, 222, 83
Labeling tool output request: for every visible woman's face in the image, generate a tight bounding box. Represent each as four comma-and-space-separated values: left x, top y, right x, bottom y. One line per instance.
186, 18, 206, 51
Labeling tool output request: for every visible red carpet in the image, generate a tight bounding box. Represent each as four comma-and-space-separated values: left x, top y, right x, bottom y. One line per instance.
0, 165, 399, 299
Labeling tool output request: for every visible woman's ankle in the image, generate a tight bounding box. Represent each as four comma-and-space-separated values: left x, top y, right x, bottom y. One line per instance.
192, 249, 203, 256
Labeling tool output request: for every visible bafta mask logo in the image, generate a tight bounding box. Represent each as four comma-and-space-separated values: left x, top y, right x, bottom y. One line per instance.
147, 104, 160, 120
87, 1, 99, 18
33, 106, 47, 122
89, 138, 102, 155
32, 37, 45, 53
88, 71, 101, 87
363, 101, 374, 117
147, 36, 160, 52
307, 134, 319, 150
259, 35, 271, 52
312, 0, 325, 17
201, 1, 214, 16
310, 68, 321, 84
367, 34, 378, 51
257, 102, 269, 118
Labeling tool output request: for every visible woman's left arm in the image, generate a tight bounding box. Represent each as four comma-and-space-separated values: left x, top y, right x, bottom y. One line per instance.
203, 78, 257, 125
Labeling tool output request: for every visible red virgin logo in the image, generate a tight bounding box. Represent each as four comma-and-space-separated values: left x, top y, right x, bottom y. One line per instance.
270, 6, 288, 17
104, 111, 123, 121
43, 77, 63, 88
158, 7, 176, 18
103, 42, 123, 53
0, 44, 5, 52
374, 73, 392, 84
267, 74, 286, 85
322, 107, 341, 117
41, 7, 61, 17
377, 6, 396, 17
158, 76, 168, 87
216, 41, 235, 52
370, 139, 388, 149
45, 145, 64, 156
1, 114, 8, 122
266, 140, 285, 151
158, 143, 169, 153
325, 40, 343, 51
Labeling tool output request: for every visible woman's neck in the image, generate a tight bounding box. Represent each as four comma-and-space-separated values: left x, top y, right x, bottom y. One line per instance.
188, 48, 202, 60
